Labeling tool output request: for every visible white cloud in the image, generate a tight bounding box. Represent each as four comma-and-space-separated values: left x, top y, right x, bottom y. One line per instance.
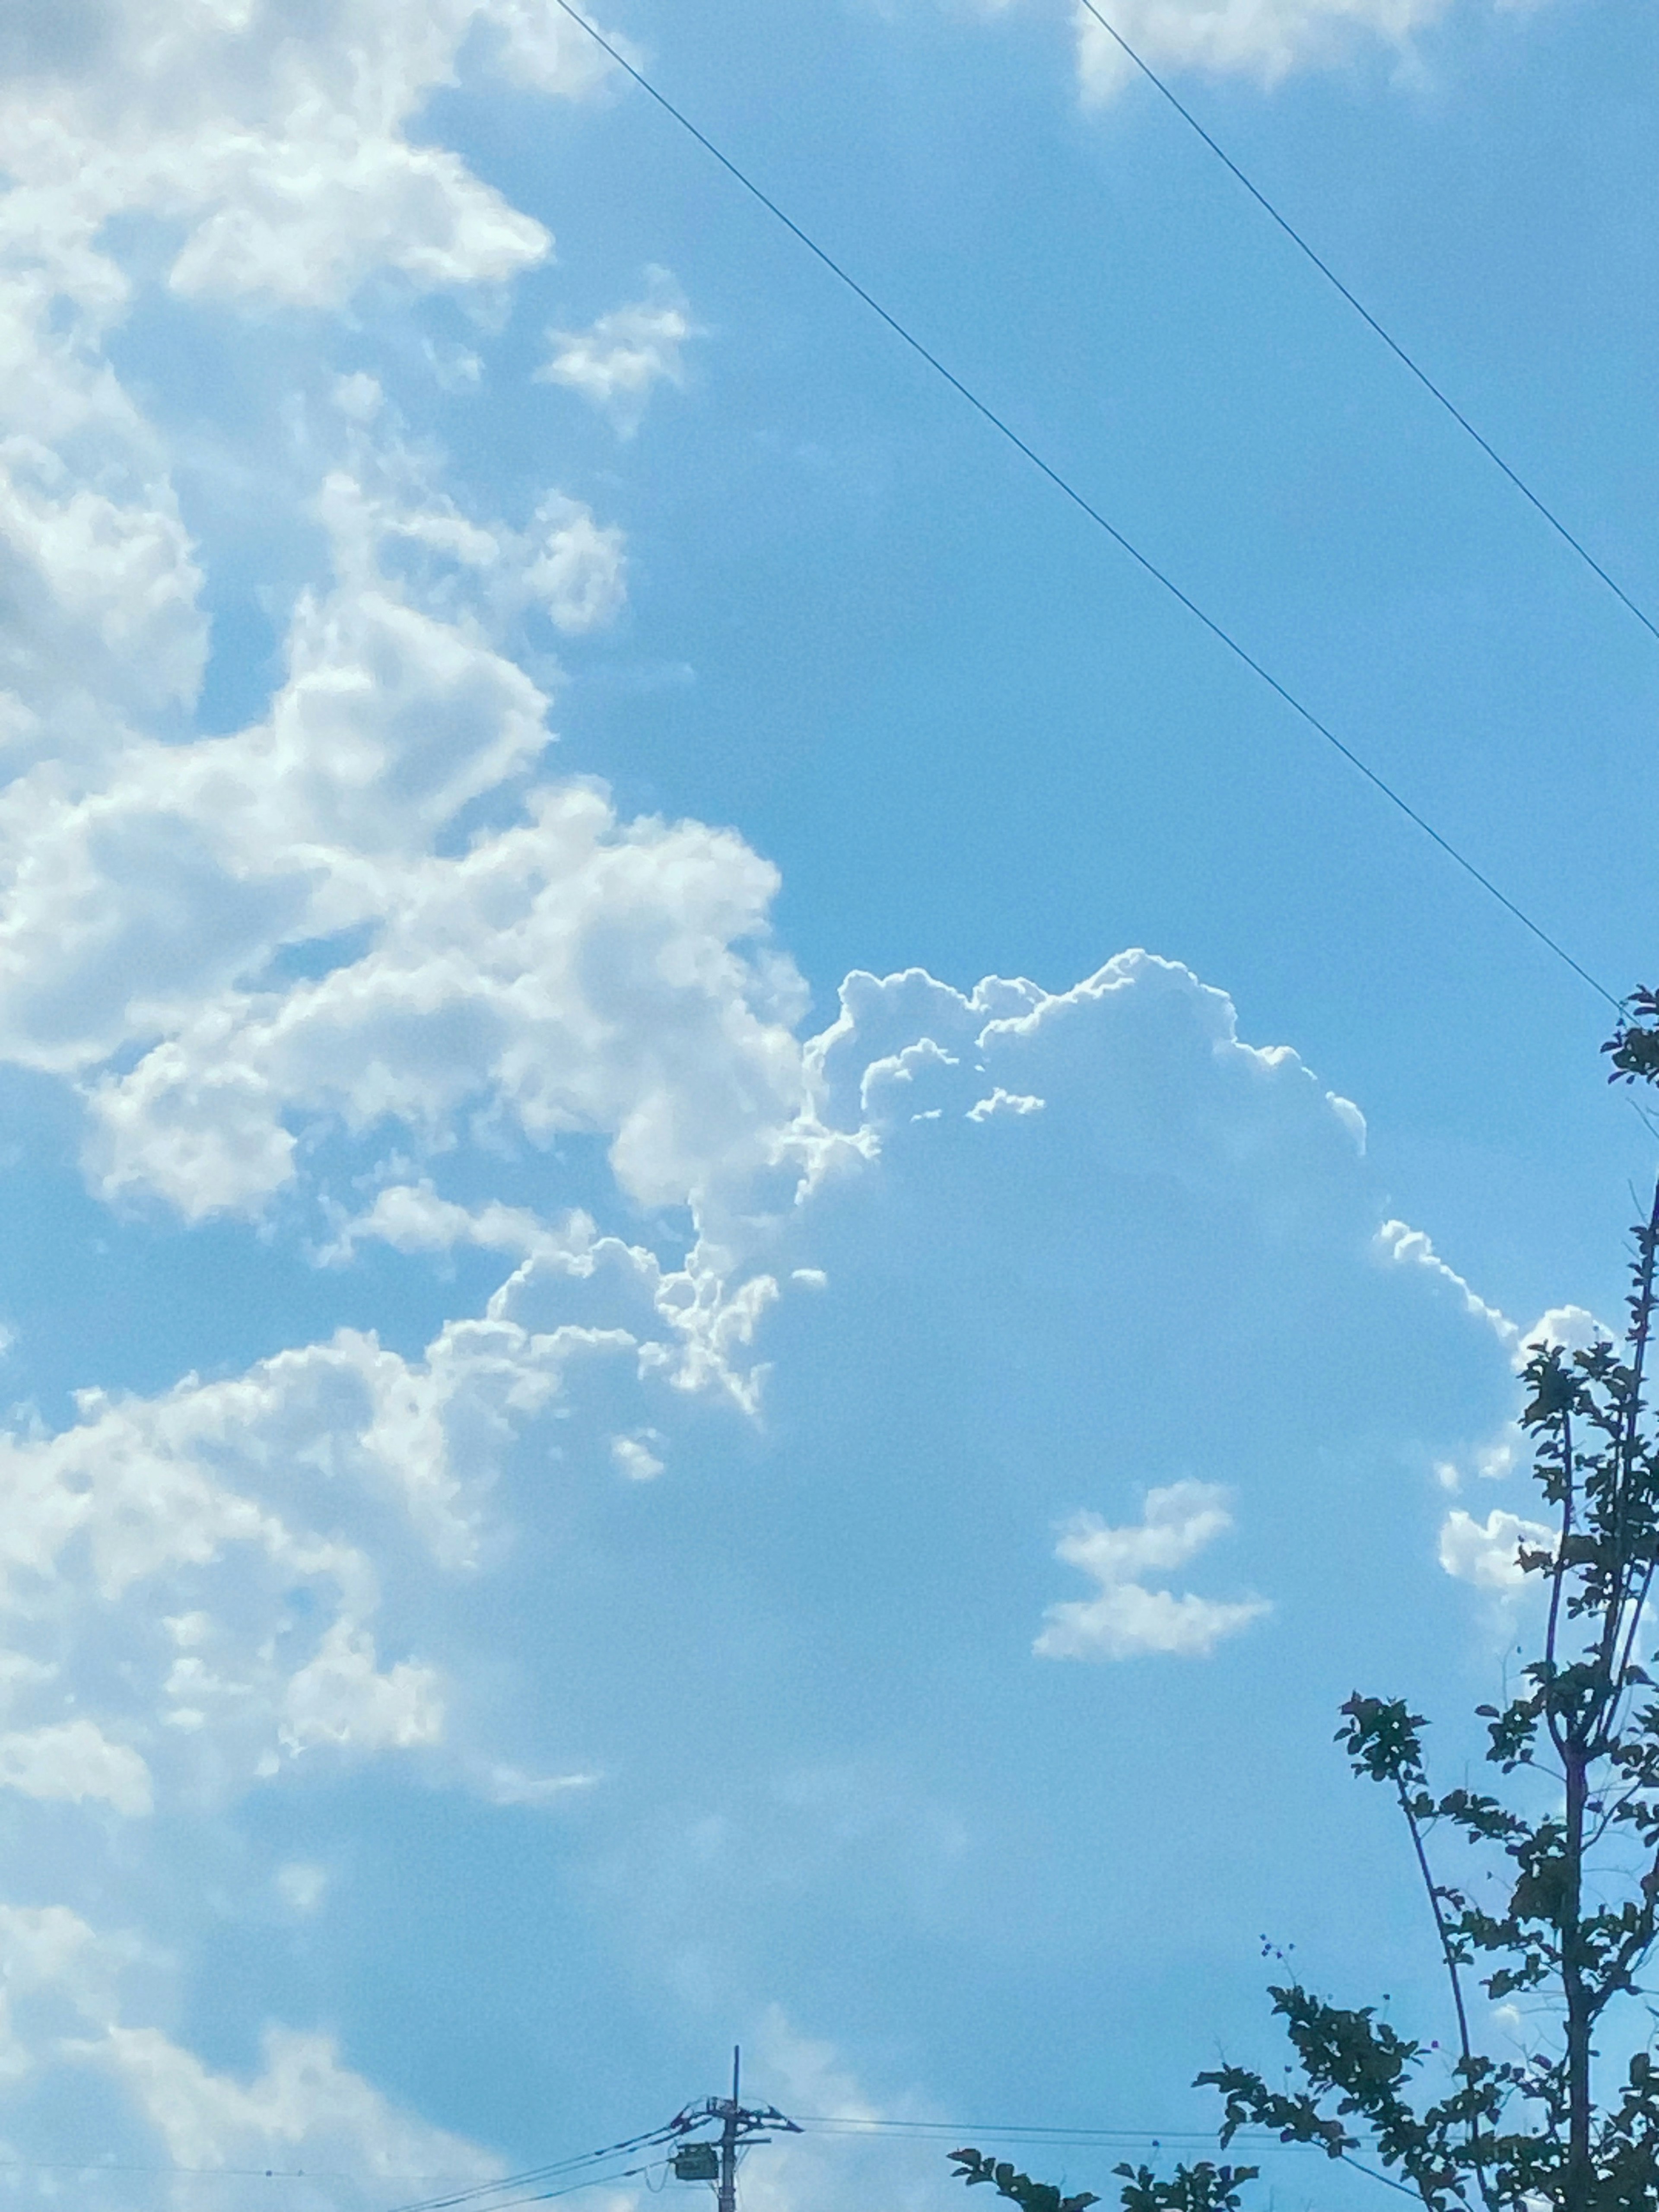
318, 398, 632, 639
480, 1763, 599, 1805
539, 269, 696, 435
324, 1180, 564, 1266
1521, 1303, 1608, 1360
810, 953, 1372, 1211
611, 1433, 666, 1481
1439, 1507, 1555, 1590
0, 1901, 496, 2207
0, 341, 206, 785
0, 443, 801, 1234
1068, 0, 1454, 103
730, 2012, 950, 2212
0, 1719, 153, 1817
278, 1619, 446, 1755
0, 1903, 118, 2084
530, 493, 630, 633
0, 917, 1523, 1800
0, 0, 629, 801
0, 1194, 799, 1827
483, 0, 632, 96
966, 1087, 1045, 1121
1035, 1481, 1269, 1660
0, 0, 626, 317
274, 1862, 330, 1914
1373, 1220, 1517, 1346
0, 1327, 547, 1800
0, 908, 1545, 2186
1433, 1429, 1521, 1491
93, 2022, 499, 2197
342, 1193, 788, 1411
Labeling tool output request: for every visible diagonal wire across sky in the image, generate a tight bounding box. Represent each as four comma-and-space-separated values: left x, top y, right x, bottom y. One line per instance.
1071, 0, 1659, 652
547, 0, 1632, 1017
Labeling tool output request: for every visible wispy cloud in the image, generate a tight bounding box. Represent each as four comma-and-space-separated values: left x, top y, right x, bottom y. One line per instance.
538, 268, 696, 435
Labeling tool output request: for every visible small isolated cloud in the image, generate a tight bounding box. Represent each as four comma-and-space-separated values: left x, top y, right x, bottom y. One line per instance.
480, 1764, 599, 1807
275, 1862, 329, 1915
1036, 1480, 1268, 1660
610, 1432, 665, 1481
528, 493, 628, 633
1439, 1508, 1555, 1590
538, 268, 695, 434
966, 1087, 1045, 1122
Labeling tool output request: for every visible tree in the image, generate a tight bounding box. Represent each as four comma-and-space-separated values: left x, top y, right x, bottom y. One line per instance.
949, 2148, 1252, 2212
951, 998, 1659, 2212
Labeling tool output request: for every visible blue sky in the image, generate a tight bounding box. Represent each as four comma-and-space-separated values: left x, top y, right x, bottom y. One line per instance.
0, 1, 1653, 2207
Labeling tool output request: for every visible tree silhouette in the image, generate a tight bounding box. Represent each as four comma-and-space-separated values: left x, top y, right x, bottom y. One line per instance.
953, 995, 1659, 2212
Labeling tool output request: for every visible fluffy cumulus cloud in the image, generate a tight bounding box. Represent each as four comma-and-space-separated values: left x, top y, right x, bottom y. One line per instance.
0, 944, 1531, 1827
792, 955, 1555, 1658
0, 0, 617, 316
0, 385, 805, 1235
0, 0, 1573, 2190
0, 1195, 804, 1829
0, 0, 631, 786
1034, 1482, 1269, 1659
0, 938, 1545, 2192
1438, 1506, 1556, 1589
807, 951, 1370, 1191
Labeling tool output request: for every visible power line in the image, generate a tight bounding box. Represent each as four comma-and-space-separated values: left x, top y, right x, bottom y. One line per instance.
389, 2160, 664, 2212
804, 2115, 1420, 2200
381, 2111, 1420, 2212
1341, 2153, 1423, 2200
461, 2159, 666, 2212
794, 2118, 1265, 2142
547, 0, 1620, 1016
1073, 0, 1659, 651
388, 2130, 681, 2212
393, 2055, 801, 2212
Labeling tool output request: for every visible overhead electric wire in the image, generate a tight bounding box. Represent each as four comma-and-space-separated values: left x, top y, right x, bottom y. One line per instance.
798, 2117, 1440, 2204
453, 2160, 666, 2212
385, 2116, 1427, 2212
547, 0, 1620, 1017
794, 2117, 1267, 2143
1341, 2153, 1424, 2200
386, 2130, 679, 2212
1072, 0, 1659, 650
387, 2161, 661, 2212
794, 2117, 1446, 2196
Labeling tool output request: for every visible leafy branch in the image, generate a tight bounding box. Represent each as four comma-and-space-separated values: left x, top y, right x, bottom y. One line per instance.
949, 991, 1659, 2212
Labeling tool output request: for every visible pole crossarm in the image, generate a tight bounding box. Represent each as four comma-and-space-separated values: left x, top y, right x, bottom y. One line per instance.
664, 2050, 801, 2212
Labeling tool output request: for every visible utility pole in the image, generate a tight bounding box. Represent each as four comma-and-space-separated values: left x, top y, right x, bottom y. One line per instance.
717, 2046, 741, 2212
668, 2047, 799, 2212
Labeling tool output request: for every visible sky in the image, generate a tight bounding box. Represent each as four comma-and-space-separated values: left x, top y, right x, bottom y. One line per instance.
0, 0, 1654, 2208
